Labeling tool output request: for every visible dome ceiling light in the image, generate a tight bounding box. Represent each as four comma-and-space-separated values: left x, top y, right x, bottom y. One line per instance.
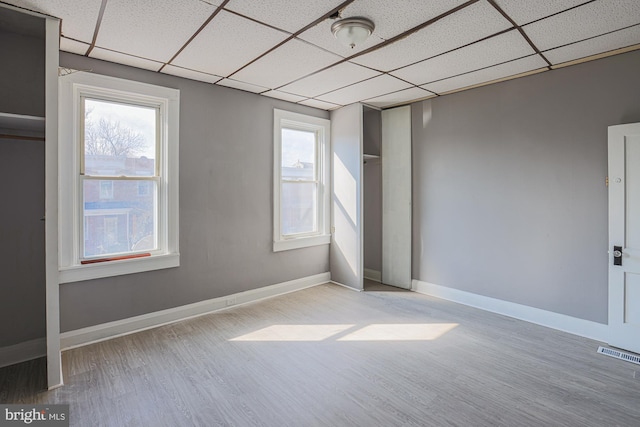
330, 17, 375, 49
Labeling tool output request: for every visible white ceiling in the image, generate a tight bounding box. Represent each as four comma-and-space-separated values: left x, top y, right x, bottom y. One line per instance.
4, 0, 640, 110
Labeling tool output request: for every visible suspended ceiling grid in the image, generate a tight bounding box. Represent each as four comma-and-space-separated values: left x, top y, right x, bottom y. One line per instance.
3, 0, 640, 110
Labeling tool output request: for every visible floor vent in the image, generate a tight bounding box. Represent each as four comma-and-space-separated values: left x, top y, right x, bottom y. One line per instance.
597, 346, 640, 365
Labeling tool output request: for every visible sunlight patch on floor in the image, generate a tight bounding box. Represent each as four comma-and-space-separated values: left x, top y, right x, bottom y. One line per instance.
229, 324, 355, 341
229, 323, 458, 342
337, 323, 458, 341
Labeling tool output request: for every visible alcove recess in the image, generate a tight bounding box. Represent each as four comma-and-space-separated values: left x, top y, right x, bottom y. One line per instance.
0, 5, 46, 372
363, 106, 382, 283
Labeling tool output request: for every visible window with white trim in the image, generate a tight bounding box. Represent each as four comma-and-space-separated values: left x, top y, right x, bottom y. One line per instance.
59, 72, 179, 283
273, 109, 330, 252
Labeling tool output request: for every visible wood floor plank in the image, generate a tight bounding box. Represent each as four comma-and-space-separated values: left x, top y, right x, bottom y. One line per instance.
1, 281, 639, 426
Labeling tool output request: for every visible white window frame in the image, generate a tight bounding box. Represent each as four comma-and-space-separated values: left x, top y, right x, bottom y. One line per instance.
59, 72, 179, 283
273, 109, 331, 252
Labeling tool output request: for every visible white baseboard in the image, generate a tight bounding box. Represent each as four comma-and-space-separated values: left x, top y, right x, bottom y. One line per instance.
412, 279, 608, 342
364, 268, 381, 282
0, 337, 46, 368
61, 272, 330, 350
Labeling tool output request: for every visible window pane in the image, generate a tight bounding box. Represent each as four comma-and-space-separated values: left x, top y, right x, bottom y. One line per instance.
83, 179, 156, 257
281, 128, 315, 180
99, 180, 113, 199
84, 98, 157, 177
281, 182, 317, 236
137, 181, 151, 196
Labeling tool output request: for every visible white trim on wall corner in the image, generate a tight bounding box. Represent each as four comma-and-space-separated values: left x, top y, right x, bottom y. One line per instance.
412, 279, 608, 342
0, 338, 46, 369
61, 272, 331, 350
364, 268, 381, 282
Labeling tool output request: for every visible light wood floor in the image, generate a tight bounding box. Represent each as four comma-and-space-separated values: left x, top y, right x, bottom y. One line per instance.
2, 281, 639, 426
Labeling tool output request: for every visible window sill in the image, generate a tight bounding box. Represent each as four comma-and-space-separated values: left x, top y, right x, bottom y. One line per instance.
273, 234, 331, 252
59, 253, 180, 284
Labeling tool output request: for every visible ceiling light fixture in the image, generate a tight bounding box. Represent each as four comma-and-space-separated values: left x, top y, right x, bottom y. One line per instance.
331, 17, 375, 49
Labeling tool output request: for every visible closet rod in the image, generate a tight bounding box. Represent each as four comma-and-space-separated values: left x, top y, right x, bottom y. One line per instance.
0, 133, 45, 141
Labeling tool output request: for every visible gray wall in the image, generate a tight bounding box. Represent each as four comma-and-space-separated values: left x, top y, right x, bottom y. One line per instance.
0, 12, 45, 117
59, 53, 329, 332
0, 139, 45, 347
0, 12, 46, 347
363, 107, 382, 274
363, 107, 381, 156
412, 49, 640, 324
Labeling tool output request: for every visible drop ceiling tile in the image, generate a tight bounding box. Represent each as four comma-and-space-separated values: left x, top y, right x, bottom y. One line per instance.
231, 39, 342, 89
364, 87, 435, 108
225, 0, 345, 33
279, 62, 380, 98
172, 10, 289, 78
523, 0, 640, 51
161, 65, 222, 84
262, 91, 307, 103
493, 0, 586, 26
299, 99, 342, 110
357, 0, 470, 39
544, 24, 640, 65
316, 75, 412, 106
298, 0, 468, 57
391, 30, 535, 85
60, 37, 89, 55
216, 79, 268, 94
352, 0, 512, 72
5, 0, 102, 42
421, 54, 547, 94
89, 48, 163, 72
96, 0, 218, 63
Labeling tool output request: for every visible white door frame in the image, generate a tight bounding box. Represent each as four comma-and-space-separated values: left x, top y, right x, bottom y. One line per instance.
45, 16, 62, 389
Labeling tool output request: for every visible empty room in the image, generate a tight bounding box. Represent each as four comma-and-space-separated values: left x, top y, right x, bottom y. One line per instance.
1, 0, 639, 425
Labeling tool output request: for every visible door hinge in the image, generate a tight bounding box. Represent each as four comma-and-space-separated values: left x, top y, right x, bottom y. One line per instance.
606, 176, 609, 187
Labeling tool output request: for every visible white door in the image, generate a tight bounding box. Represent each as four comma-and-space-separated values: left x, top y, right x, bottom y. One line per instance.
382, 106, 411, 289
608, 123, 640, 354
330, 104, 364, 290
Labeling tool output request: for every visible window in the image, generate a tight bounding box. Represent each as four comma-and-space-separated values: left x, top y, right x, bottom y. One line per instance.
99, 180, 114, 199
137, 181, 151, 196
59, 72, 179, 283
273, 109, 330, 251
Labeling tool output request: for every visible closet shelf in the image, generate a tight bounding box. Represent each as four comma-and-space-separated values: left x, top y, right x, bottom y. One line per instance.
0, 112, 45, 141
